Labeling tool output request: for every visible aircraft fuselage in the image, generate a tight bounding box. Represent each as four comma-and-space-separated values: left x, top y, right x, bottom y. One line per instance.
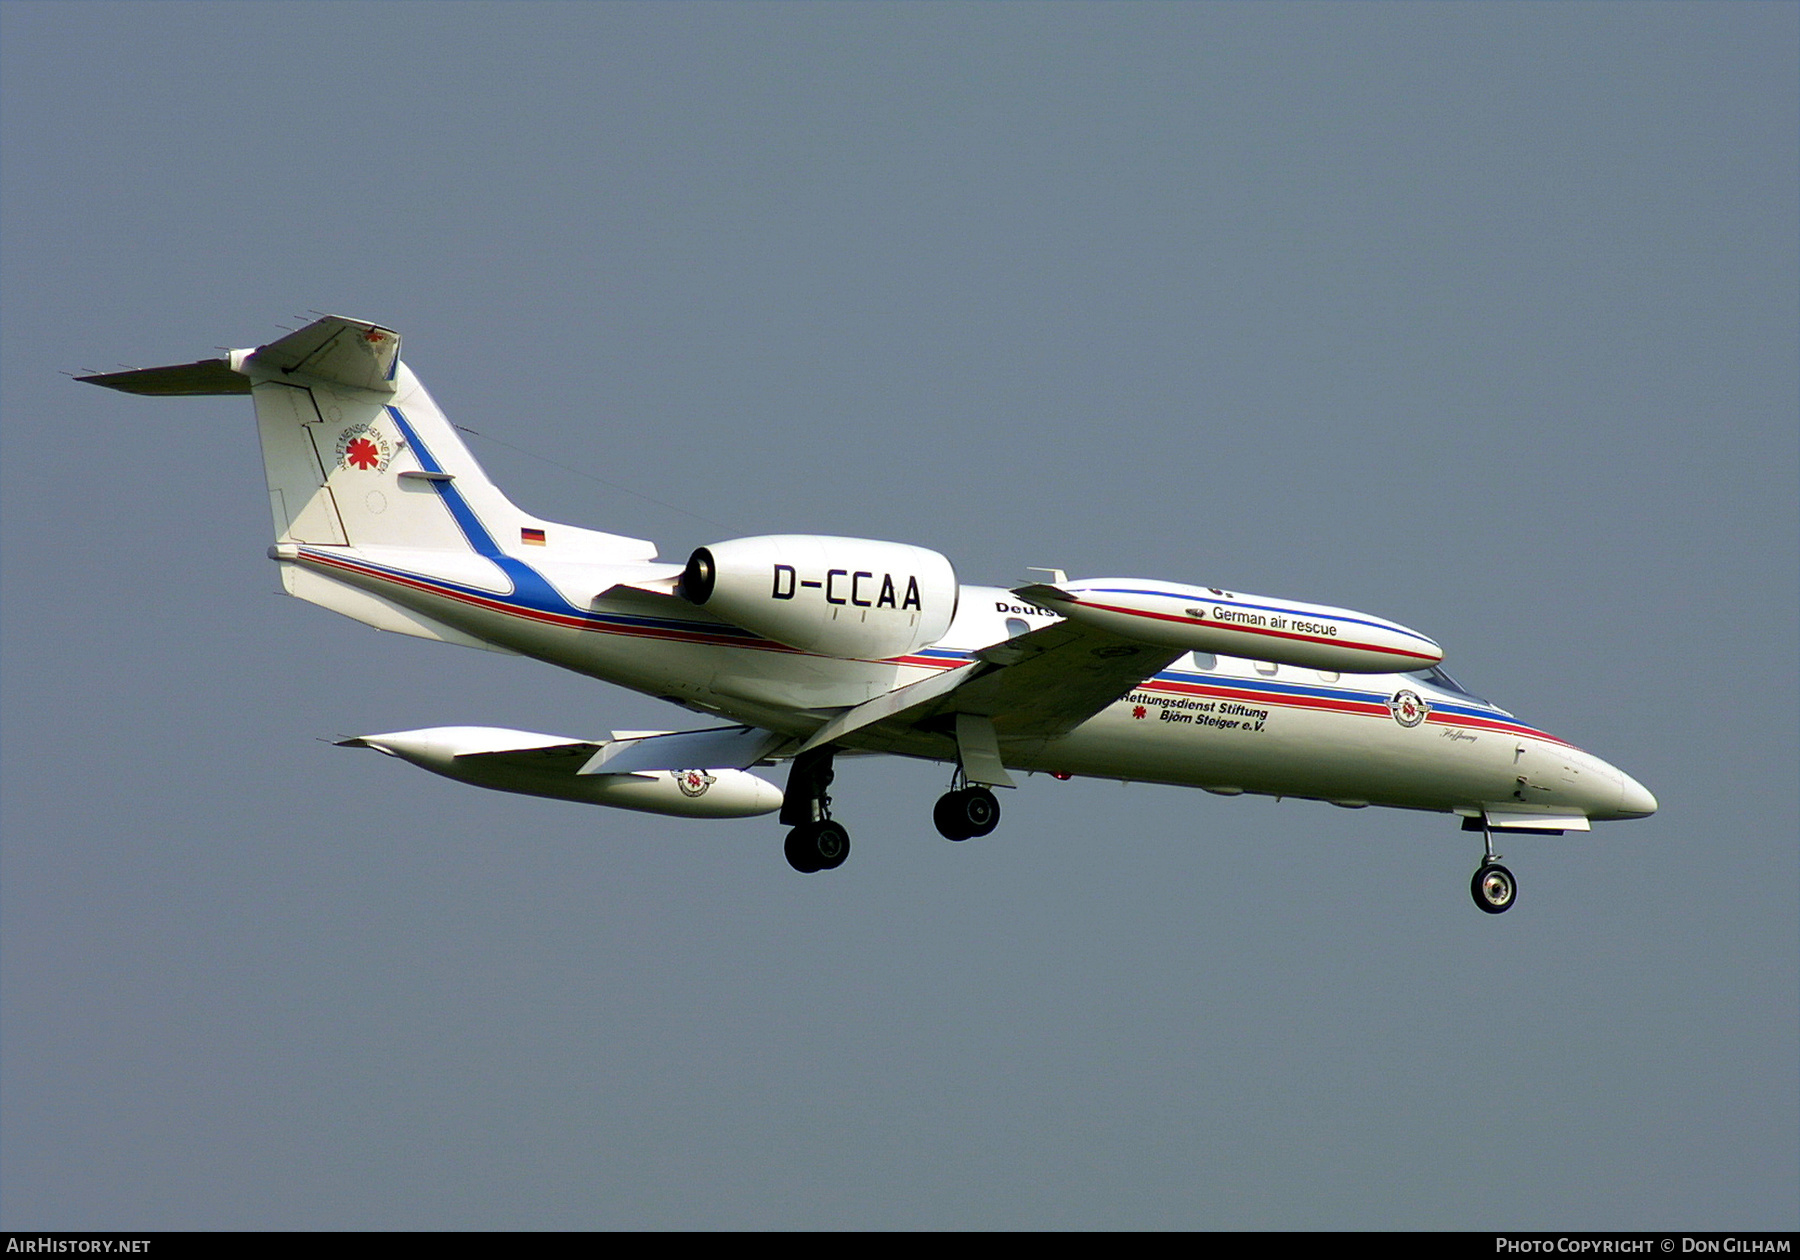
276, 541, 1648, 824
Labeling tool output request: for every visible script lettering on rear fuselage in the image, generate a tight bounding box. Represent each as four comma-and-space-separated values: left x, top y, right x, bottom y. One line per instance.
771, 564, 922, 610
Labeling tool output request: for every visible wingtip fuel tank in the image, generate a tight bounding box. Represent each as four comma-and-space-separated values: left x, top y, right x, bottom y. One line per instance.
1017, 579, 1443, 673
341, 727, 783, 819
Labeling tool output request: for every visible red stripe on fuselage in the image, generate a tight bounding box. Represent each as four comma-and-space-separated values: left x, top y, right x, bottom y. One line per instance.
299, 549, 804, 654
1146, 676, 1389, 718
1138, 677, 1571, 745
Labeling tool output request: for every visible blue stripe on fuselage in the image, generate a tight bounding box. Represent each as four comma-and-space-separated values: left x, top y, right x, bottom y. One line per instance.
385, 405, 581, 617
1150, 666, 1510, 720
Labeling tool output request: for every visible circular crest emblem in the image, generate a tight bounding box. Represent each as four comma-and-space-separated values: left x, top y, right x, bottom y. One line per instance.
1389, 689, 1429, 728
335, 423, 393, 472
674, 769, 716, 798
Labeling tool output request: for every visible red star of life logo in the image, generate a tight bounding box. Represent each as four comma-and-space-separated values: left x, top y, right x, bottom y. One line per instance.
334, 423, 392, 472
344, 437, 382, 470
1132, 705, 1148, 720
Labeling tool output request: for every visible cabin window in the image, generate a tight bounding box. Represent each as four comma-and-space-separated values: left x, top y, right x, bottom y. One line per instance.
1005, 618, 1030, 640
1190, 651, 1216, 671
1316, 670, 1339, 683
1253, 660, 1278, 676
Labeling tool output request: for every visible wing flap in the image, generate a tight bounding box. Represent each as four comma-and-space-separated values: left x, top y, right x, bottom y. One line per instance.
578, 726, 788, 776
941, 620, 1183, 736
1478, 806, 1593, 833
452, 741, 603, 765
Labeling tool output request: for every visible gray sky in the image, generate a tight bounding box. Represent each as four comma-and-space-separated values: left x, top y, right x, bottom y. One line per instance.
3, 1, 1795, 1230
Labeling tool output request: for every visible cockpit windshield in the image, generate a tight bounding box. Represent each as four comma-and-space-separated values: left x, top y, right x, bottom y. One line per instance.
1404, 666, 1489, 705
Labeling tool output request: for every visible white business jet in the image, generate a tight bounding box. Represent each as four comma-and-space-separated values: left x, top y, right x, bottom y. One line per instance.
81, 315, 1656, 912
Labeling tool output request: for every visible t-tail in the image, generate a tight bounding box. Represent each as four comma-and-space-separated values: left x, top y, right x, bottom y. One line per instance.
80, 315, 658, 649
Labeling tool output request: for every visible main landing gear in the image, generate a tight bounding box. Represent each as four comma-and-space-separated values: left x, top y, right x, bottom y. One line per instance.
933, 774, 1000, 842
1469, 823, 1517, 914
780, 751, 1010, 872
782, 747, 849, 874
784, 819, 849, 874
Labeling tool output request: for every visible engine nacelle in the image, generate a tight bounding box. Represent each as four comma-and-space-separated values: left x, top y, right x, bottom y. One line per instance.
1017, 579, 1443, 673
682, 535, 958, 660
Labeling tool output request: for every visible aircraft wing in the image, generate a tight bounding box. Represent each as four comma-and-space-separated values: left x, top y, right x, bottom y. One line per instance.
577, 726, 788, 776
450, 740, 603, 767
798, 620, 1184, 762
950, 621, 1184, 735
339, 725, 787, 775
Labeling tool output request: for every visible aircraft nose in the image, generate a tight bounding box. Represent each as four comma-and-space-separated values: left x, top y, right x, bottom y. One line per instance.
1557, 745, 1657, 821
1614, 770, 1658, 819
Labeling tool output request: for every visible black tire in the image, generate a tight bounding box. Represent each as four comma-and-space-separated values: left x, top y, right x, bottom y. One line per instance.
784, 826, 823, 873
786, 821, 849, 872
934, 791, 975, 841
1471, 863, 1517, 914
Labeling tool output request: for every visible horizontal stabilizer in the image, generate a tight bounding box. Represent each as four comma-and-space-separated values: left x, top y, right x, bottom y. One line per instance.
245, 316, 401, 393
77, 358, 250, 396
79, 316, 401, 396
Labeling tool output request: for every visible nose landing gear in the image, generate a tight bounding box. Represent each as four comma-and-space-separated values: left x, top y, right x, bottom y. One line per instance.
1470, 822, 1516, 914
1471, 862, 1517, 913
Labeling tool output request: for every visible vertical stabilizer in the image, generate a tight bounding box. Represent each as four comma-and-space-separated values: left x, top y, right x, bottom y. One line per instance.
237, 318, 527, 554
83, 316, 657, 563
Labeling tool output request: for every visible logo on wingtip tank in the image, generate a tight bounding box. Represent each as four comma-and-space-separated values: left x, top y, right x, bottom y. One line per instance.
335, 423, 393, 472
675, 769, 716, 797
1389, 689, 1430, 728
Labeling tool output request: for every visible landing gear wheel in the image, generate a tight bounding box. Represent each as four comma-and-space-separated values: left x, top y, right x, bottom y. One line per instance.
933, 787, 1000, 841
933, 793, 972, 841
785, 821, 851, 873
812, 820, 850, 870
961, 787, 1000, 837
785, 827, 822, 873
1471, 863, 1517, 914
